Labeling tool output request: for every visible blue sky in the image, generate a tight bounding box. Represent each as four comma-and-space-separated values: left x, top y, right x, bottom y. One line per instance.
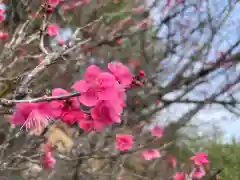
148, 0, 240, 141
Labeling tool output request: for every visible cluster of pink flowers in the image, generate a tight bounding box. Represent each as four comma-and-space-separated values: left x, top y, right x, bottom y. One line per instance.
173, 152, 209, 180
10, 62, 148, 169
0, 0, 212, 176
115, 125, 165, 161
190, 152, 209, 179
11, 62, 134, 133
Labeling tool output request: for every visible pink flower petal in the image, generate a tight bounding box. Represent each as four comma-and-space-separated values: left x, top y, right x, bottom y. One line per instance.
48, 0, 60, 7
115, 134, 134, 151
47, 24, 60, 36
192, 167, 206, 179
85, 65, 102, 82
173, 172, 185, 180
190, 152, 209, 166
151, 125, 164, 137
108, 62, 133, 87
72, 80, 88, 93
142, 149, 160, 160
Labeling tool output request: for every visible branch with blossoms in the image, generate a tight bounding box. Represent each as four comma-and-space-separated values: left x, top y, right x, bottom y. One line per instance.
0, 0, 238, 179
10, 62, 144, 133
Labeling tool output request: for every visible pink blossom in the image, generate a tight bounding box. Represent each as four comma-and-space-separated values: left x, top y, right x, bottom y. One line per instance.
47, 24, 60, 36
116, 38, 124, 45
139, 70, 145, 77
47, 7, 54, 14
115, 134, 134, 151
51, 88, 75, 114
0, 6, 6, 22
0, 32, 8, 39
11, 102, 54, 130
42, 143, 56, 168
190, 152, 209, 166
48, 0, 60, 7
192, 166, 206, 179
52, 88, 81, 110
174, 172, 185, 180
141, 149, 160, 160
42, 153, 56, 169
91, 100, 122, 125
168, 155, 177, 167
72, 65, 121, 106
108, 62, 133, 87
58, 39, 65, 46
0, 13, 5, 22
78, 119, 94, 132
51, 88, 86, 125
151, 125, 164, 137
78, 118, 104, 132
0, 8, 5, 14
62, 110, 86, 125
83, 65, 103, 82
62, 4, 71, 11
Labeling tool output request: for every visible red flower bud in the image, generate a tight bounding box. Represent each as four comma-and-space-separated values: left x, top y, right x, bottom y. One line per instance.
139, 70, 145, 77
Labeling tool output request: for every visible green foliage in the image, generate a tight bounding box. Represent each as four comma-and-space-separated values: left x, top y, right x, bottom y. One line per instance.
165, 126, 240, 180
205, 139, 240, 180
180, 133, 240, 180
168, 144, 193, 163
